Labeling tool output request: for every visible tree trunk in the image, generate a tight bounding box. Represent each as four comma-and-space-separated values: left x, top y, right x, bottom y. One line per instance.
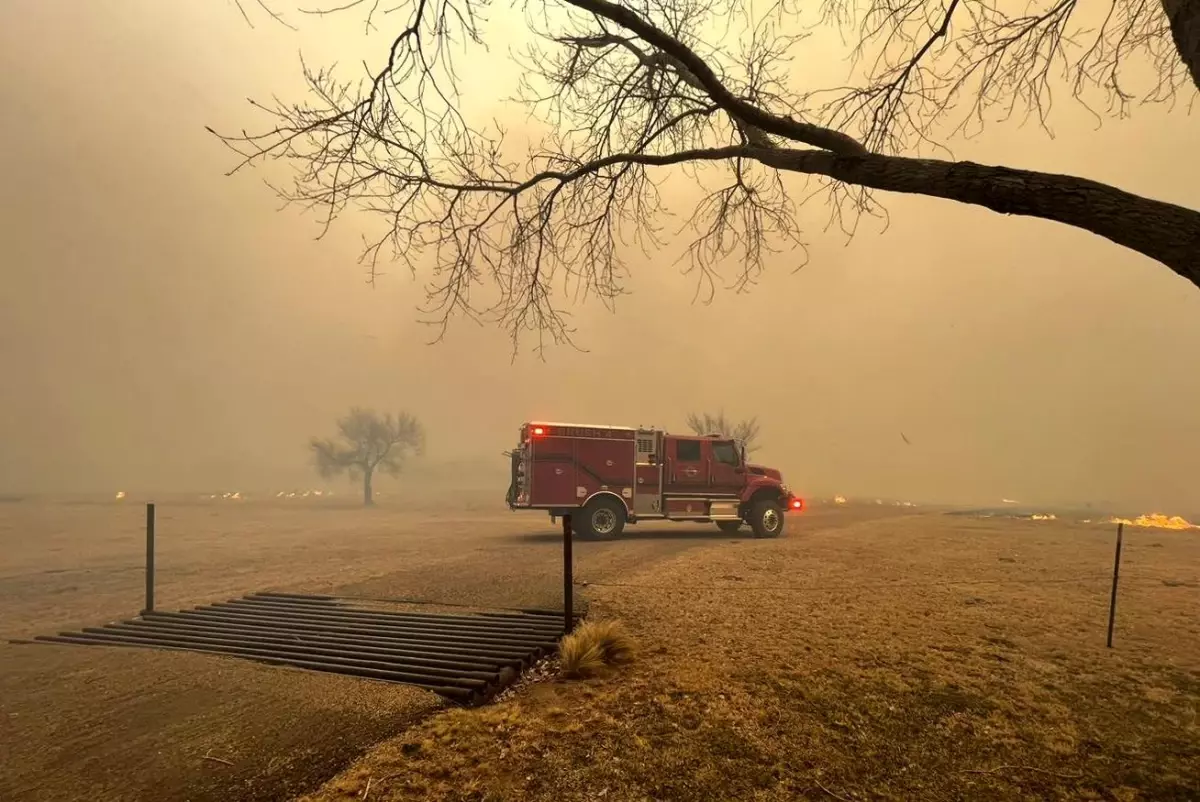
751, 148, 1200, 288
1162, 0, 1200, 90
363, 468, 374, 506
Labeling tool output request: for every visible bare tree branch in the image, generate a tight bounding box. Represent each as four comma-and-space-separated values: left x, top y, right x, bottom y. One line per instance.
686, 410, 763, 455
816, 0, 1195, 152
231, 0, 299, 30
558, 0, 867, 153
217, 0, 1200, 353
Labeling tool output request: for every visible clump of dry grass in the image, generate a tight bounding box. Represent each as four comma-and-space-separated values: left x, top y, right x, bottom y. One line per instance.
559, 619, 636, 678
590, 618, 636, 664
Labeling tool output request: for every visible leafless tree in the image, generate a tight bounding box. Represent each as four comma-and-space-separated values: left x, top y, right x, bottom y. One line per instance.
218, 0, 1200, 351
686, 410, 762, 455
310, 408, 426, 505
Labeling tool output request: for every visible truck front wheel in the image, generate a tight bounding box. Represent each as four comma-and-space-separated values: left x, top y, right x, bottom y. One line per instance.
747, 499, 785, 539
579, 496, 626, 540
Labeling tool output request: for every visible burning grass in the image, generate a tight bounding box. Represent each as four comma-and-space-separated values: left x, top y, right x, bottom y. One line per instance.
300, 513, 1199, 802
1109, 512, 1199, 530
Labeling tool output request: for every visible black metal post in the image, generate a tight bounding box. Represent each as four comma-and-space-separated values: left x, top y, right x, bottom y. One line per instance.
143, 503, 156, 616
562, 514, 573, 635
1106, 522, 1123, 648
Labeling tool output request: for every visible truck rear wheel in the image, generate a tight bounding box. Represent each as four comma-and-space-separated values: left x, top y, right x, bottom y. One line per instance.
716, 520, 743, 533
579, 496, 626, 539
748, 499, 785, 539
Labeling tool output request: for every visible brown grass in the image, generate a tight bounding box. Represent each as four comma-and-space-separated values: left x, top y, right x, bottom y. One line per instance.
559, 619, 637, 678
558, 633, 606, 678
299, 511, 1200, 802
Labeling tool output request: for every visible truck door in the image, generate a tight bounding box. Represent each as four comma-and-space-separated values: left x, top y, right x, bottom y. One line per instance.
666, 437, 707, 493
707, 439, 745, 497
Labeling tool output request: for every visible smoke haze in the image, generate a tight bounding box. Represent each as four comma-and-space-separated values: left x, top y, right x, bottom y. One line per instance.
2, 0, 1198, 512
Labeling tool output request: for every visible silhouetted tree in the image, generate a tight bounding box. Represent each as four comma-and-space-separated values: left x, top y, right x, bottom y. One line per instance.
220, 0, 1199, 351
310, 409, 426, 506
686, 411, 761, 456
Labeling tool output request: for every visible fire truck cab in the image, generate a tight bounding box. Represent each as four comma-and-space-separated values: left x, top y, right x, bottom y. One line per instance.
506, 421, 803, 539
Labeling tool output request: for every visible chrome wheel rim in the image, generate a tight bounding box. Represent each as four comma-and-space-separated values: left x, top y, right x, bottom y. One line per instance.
762, 508, 780, 532
593, 508, 618, 535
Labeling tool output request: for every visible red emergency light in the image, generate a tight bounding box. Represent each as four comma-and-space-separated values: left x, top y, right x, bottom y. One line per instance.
790, 497, 805, 511
532, 426, 545, 436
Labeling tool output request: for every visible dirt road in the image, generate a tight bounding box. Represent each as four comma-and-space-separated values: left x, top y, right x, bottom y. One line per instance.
0, 495, 904, 802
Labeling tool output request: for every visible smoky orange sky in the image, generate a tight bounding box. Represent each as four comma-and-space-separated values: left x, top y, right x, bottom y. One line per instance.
1, 0, 1198, 513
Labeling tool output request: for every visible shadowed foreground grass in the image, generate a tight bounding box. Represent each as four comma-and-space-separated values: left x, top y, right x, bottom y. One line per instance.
299, 512, 1200, 802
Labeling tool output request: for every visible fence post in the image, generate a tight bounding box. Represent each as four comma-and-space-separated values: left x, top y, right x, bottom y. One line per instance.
142, 502, 156, 616
1106, 522, 1123, 648
562, 514, 574, 635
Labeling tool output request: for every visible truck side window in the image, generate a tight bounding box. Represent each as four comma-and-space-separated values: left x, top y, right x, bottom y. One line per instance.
712, 441, 738, 466
676, 439, 701, 461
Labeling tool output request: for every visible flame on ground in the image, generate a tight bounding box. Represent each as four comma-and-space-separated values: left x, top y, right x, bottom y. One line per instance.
1108, 513, 1198, 530
834, 495, 847, 504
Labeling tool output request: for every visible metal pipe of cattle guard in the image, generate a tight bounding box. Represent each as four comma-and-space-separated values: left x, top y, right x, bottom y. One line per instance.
142, 609, 556, 655
142, 503, 155, 615
34, 634, 481, 702
233, 594, 565, 624
183, 605, 558, 649
73, 627, 500, 681
209, 600, 565, 636
41, 631, 491, 689
105, 620, 524, 669
134, 612, 539, 662
249, 591, 577, 621
220, 598, 564, 636
217, 598, 566, 631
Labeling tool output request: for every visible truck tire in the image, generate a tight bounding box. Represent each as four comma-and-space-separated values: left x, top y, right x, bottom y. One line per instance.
579, 496, 626, 540
747, 499, 785, 539
716, 520, 743, 533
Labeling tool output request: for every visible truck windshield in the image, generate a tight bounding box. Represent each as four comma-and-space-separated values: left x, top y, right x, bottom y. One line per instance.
712, 441, 739, 466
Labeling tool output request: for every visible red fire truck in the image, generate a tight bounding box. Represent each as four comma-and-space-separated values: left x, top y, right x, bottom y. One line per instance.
506, 421, 803, 539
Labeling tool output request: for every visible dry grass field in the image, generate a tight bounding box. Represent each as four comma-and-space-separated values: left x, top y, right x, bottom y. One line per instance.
305, 509, 1200, 802
1, 493, 1197, 801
